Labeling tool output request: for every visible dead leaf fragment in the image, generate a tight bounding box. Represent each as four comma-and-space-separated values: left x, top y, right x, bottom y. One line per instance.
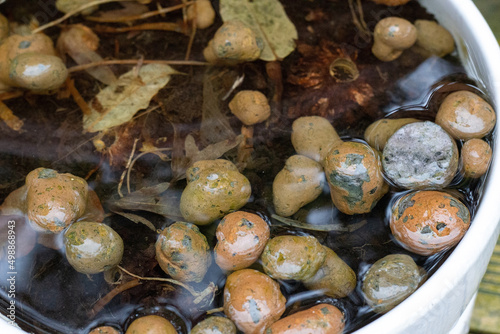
200, 67, 238, 145
109, 182, 184, 221
57, 24, 117, 85
83, 64, 178, 133
220, 0, 298, 61
56, 0, 99, 15
113, 210, 156, 231
189, 134, 244, 164
93, 1, 149, 21
172, 131, 243, 181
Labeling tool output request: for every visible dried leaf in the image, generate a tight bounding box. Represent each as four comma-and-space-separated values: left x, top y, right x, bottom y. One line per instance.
113, 210, 156, 231
83, 64, 178, 133
56, 0, 99, 15
190, 134, 243, 163
93, 1, 149, 20
200, 67, 237, 145
170, 123, 190, 181
109, 182, 184, 221
172, 132, 243, 181
220, 0, 298, 61
184, 134, 199, 159
271, 214, 367, 232
58, 24, 117, 85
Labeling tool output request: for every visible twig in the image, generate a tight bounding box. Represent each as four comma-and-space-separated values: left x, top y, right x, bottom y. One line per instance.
68, 59, 207, 73
93, 22, 186, 34
126, 148, 172, 195
0, 100, 23, 132
0, 90, 24, 101
66, 78, 91, 116
348, 0, 371, 42
118, 138, 139, 197
185, 20, 197, 60
90, 278, 141, 317
356, 0, 369, 31
206, 307, 224, 315
118, 265, 217, 304
86, 2, 193, 23
32, 0, 137, 33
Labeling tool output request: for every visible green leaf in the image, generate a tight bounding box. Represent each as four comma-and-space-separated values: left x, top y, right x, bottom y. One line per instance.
220, 0, 298, 61
83, 64, 178, 133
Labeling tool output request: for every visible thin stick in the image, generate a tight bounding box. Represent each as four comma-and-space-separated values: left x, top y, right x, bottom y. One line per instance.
126, 148, 172, 195
68, 59, 207, 73
86, 2, 193, 23
118, 265, 199, 296
185, 20, 197, 60
117, 138, 139, 197
93, 22, 185, 34
206, 307, 224, 315
85, 155, 104, 180
0, 100, 23, 131
32, 0, 137, 33
90, 278, 141, 316
66, 78, 91, 116
356, 0, 369, 31
348, 0, 371, 41
125, 139, 139, 195
0, 90, 24, 101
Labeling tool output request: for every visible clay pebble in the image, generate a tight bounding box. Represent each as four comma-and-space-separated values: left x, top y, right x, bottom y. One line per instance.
382, 121, 459, 189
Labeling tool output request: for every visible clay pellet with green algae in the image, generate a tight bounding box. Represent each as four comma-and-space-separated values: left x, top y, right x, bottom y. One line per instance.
362, 254, 422, 313
324, 141, 388, 215
155, 222, 212, 283
260, 234, 326, 281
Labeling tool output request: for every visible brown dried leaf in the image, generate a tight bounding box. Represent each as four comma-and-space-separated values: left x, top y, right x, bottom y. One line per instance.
172, 131, 243, 181
200, 67, 237, 145
56, 0, 99, 15
184, 134, 199, 159
93, 1, 149, 20
190, 134, 244, 163
109, 182, 184, 221
57, 24, 117, 85
112, 210, 156, 231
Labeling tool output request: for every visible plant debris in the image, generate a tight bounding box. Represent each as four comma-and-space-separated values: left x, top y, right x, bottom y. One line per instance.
83, 63, 178, 133
220, 0, 298, 61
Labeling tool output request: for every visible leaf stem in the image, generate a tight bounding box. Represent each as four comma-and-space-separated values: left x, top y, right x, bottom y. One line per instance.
32, 0, 137, 33
118, 265, 217, 304
90, 278, 141, 317
126, 147, 172, 195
